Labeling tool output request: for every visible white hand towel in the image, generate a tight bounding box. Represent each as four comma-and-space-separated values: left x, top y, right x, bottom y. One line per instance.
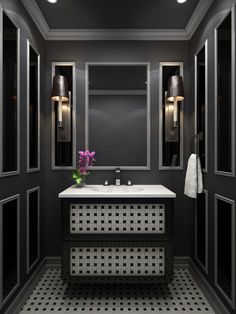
184, 154, 203, 198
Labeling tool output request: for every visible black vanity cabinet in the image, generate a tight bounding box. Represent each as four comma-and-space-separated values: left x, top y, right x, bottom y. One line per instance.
59, 185, 175, 284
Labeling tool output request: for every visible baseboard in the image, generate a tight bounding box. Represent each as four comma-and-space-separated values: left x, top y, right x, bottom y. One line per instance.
6, 256, 229, 314
45, 256, 61, 268
189, 258, 230, 314
6, 258, 46, 314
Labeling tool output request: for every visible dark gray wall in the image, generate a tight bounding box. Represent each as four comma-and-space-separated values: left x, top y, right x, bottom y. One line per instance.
45, 40, 195, 258
0, 0, 45, 313
190, 0, 236, 313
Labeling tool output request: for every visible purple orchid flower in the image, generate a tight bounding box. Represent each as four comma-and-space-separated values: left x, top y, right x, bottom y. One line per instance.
78, 150, 95, 174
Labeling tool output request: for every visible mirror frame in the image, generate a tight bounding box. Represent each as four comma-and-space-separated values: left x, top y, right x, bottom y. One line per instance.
195, 189, 208, 274
194, 40, 208, 172
159, 62, 184, 170
214, 7, 235, 177
214, 194, 235, 308
27, 39, 40, 172
0, 194, 20, 308
26, 186, 40, 274
85, 62, 151, 170
51, 62, 76, 170
0, 7, 20, 177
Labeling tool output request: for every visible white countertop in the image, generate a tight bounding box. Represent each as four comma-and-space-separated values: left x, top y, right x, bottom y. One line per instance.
58, 185, 176, 198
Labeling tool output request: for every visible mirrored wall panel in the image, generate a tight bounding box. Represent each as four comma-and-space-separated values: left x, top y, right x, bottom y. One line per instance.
1, 11, 19, 175
215, 195, 235, 306
51, 63, 76, 169
27, 187, 40, 272
86, 63, 150, 170
159, 63, 183, 169
195, 190, 208, 272
0, 195, 19, 304
27, 41, 40, 171
195, 41, 208, 171
215, 10, 235, 175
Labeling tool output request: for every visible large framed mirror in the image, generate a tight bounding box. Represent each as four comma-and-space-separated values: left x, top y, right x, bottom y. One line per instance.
0, 194, 20, 306
0, 9, 20, 176
51, 62, 76, 169
27, 40, 40, 172
215, 8, 235, 176
195, 40, 208, 171
159, 62, 183, 169
215, 194, 235, 307
85, 63, 150, 170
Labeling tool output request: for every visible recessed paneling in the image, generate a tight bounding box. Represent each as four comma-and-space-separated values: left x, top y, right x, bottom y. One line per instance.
215, 195, 235, 307
27, 187, 40, 273
0, 195, 20, 305
51, 62, 76, 169
1, 10, 19, 175
159, 62, 183, 169
195, 41, 208, 171
215, 9, 235, 176
195, 190, 208, 272
27, 41, 40, 171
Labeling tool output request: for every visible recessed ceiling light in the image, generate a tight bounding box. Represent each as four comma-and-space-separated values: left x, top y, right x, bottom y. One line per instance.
47, 0, 58, 3
176, 0, 187, 3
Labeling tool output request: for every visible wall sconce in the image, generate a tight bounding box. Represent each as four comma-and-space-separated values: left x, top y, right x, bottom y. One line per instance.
167, 75, 184, 127
51, 75, 69, 127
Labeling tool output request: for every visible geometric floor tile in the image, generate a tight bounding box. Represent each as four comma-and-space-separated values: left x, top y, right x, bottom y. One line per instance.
20, 268, 215, 313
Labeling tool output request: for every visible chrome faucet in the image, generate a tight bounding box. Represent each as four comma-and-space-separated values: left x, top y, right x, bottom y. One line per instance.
115, 168, 121, 186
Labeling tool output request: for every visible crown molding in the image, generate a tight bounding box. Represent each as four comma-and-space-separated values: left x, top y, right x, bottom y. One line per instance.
185, 0, 214, 39
21, 0, 213, 41
21, 0, 49, 39
46, 28, 187, 41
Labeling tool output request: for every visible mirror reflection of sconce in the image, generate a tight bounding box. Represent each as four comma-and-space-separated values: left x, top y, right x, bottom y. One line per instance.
57, 91, 71, 142
167, 75, 184, 127
51, 75, 69, 127
165, 91, 179, 143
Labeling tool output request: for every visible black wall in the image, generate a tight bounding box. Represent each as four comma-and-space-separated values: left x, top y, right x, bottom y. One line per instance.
44, 40, 195, 257
0, 0, 45, 313
190, 0, 236, 313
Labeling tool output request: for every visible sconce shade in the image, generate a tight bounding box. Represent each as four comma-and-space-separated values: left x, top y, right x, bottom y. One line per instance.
167, 75, 184, 102
51, 75, 69, 102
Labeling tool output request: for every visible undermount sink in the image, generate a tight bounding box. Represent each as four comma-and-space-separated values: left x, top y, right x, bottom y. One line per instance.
90, 185, 143, 193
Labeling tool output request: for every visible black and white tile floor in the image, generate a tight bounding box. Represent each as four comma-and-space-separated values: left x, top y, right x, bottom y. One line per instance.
20, 268, 215, 313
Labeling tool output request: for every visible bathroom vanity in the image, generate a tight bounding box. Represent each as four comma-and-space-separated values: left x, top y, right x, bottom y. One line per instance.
59, 185, 176, 283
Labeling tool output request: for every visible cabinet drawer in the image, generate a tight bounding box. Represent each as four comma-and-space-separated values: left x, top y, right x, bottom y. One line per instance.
70, 203, 165, 234
70, 246, 165, 277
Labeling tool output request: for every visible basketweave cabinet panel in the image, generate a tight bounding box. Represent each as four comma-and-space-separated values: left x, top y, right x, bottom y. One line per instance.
62, 198, 173, 241
62, 241, 173, 284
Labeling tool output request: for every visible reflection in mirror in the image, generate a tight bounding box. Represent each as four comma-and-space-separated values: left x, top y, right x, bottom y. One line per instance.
215, 11, 234, 174
215, 196, 234, 303
27, 188, 39, 271
2, 12, 19, 174
195, 42, 207, 170
28, 42, 40, 170
196, 191, 207, 271
1, 196, 19, 301
159, 63, 183, 169
86, 64, 150, 169
52, 63, 75, 168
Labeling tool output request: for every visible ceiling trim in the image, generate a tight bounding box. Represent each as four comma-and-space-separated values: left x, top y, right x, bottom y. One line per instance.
185, 0, 214, 39
21, 0, 213, 41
